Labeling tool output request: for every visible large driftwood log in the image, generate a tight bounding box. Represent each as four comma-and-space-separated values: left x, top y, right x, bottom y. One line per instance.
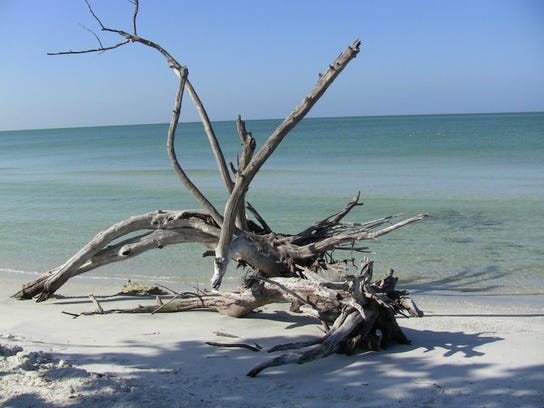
245, 261, 423, 376
12, 0, 429, 377
13, 196, 426, 301
13, 1, 428, 301
65, 259, 422, 376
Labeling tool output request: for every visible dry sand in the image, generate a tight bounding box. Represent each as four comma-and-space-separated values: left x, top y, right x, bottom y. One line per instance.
1, 273, 543, 407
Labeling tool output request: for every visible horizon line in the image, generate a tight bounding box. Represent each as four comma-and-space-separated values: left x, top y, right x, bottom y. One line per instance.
2, 110, 543, 133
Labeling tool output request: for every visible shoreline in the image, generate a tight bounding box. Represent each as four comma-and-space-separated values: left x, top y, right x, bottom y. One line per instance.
5, 266, 544, 298
2, 272, 544, 407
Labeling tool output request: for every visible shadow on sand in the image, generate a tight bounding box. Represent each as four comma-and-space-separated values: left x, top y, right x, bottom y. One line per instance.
3, 304, 543, 408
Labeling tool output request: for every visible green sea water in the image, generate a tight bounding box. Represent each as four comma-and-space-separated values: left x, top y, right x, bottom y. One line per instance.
1, 113, 543, 293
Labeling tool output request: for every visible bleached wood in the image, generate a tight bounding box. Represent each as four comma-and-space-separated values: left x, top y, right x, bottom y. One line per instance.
212, 39, 362, 288
12, 0, 430, 378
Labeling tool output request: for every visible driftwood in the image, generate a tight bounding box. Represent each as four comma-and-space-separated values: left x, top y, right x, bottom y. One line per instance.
64, 259, 422, 375
13, 203, 426, 302
12, 0, 428, 375
205, 342, 263, 352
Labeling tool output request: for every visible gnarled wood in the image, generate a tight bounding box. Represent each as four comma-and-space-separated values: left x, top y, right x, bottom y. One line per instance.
13, 199, 426, 301
212, 39, 362, 289
13, 0, 429, 377
62, 263, 421, 376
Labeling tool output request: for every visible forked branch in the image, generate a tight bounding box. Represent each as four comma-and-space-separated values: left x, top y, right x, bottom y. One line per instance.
49, 0, 225, 226
20, 1, 428, 303
213, 39, 362, 288
13, 1, 430, 380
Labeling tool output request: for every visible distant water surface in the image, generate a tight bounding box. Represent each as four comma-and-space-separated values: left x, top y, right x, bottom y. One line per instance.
1, 113, 543, 294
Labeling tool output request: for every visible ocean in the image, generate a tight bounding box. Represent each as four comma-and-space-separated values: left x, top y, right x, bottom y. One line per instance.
1, 113, 543, 294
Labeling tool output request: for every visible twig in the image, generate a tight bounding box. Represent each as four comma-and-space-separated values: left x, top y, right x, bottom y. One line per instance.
61, 311, 80, 319
151, 291, 183, 314
78, 23, 104, 49
155, 283, 181, 295
47, 39, 130, 55
213, 331, 240, 338
88, 294, 104, 314
246, 202, 272, 233
206, 341, 262, 352
151, 290, 207, 314
130, 0, 139, 35
84, 0, 106, 29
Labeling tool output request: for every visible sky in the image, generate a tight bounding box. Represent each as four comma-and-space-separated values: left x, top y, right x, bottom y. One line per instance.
1, 0, 543, 131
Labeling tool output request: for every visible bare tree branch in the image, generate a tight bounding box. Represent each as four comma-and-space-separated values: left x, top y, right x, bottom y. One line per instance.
212, 39, 362, 288
12, 210, 220, 301
185, 80, 234, 193
233, 115, 257, 229
295, 213, 428, 258
130, 0, 139, 35
78, 23, 105, 48
48, 0, 225, 225
84, 0, 107, 30
13, 4, 430, 379
29, 4, 427, 313
166, 74, 224, 225
246, 202, 272, 234
47, 39, 130, 56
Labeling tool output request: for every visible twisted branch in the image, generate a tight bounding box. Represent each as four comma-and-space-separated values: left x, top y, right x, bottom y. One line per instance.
212, 39, 362, 288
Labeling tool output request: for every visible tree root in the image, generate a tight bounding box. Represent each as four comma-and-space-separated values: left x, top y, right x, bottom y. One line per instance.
13, 2, 429, 378
60, 260, 422, 376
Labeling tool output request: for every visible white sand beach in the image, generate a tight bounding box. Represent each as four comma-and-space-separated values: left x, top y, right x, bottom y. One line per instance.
1, 273, 543, 408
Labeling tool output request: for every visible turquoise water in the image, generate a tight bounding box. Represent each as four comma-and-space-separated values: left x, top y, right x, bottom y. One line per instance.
1, 113, 543, 293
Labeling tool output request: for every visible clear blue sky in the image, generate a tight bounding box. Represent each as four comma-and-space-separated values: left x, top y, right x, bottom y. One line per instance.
1, 0, 543, 130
